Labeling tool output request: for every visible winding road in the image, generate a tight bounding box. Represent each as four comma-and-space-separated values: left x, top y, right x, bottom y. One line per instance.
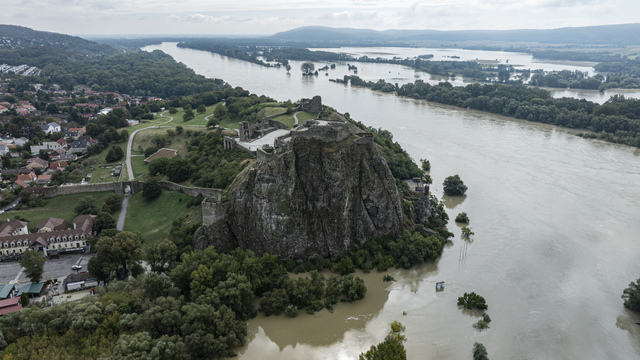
125, 111, 174, 181
117, 111, 174, 231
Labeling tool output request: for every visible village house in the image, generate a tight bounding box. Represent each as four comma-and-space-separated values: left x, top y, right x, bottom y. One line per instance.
30, 140, 63, 155
0, 215, 94, 259
25, 157, 48, 171
39, 121, 61, 134
64, 127, 86, 139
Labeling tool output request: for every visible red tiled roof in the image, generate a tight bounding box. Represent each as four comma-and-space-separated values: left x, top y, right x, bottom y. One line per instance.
0, 297, 21, 316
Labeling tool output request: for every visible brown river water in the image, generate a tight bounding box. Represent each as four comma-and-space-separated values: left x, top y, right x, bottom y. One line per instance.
144, 43, 640, 359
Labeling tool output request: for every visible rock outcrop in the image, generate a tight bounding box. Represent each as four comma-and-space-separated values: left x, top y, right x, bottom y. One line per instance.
195, 121, 405, 259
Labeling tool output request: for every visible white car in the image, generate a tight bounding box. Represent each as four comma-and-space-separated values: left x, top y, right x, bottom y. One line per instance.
72, 265, 82, 270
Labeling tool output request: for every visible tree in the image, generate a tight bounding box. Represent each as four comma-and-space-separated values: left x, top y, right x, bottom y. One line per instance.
285, 64, 292, 74
104, 194, 124, 214
498, 69, 510, 83
19, 249, 46, 283
300, 62, 315, 75
455, 212, 469, 223
146, 239, 178, 274
213, 105, 227, 119
461, 226, 474, 238
20, 292, 30, 306
75, 197, 98, 216
342, 274, 367, 302
622, 278, 640, 312
457, 292, 488, 310
182, 109, 194, 122
93, 211, 117, 235
168, 107, 178, 115
142, 178, 162, 200
196, 104, 206, 114
443, 174, 468, 196
88, 231, 142, 281
473, 342, 489, 360
359, 322, 407, 360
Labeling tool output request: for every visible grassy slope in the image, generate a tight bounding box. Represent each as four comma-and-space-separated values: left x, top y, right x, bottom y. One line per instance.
167, 104, 219, 126
124, 190, 202, 247
4, 192, 119, 232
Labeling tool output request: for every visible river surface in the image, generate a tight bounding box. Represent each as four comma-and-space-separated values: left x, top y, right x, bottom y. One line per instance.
144, 43, 640, 359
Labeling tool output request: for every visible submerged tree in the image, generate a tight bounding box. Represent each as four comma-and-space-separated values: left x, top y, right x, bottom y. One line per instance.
443, 174, 468, 196
622, 278, 640, 312
300, 62, 315, 75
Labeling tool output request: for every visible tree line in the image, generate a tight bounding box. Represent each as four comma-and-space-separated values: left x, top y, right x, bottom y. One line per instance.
339, 77, 640, 147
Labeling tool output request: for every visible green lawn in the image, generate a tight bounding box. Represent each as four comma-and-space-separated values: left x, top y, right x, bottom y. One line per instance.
5, 192, 119, 232
257, 106, 287, 118
124, 190, 202, 247
272, 111, 319, 129
130, 155, 147, 180
166, 104, 220, 127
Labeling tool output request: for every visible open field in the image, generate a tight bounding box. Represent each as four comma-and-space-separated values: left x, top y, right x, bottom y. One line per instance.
4, 191, 119, 232
123, 190, 202, 247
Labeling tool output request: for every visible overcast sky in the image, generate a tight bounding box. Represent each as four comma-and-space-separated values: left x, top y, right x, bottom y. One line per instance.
2, 0, 638, 36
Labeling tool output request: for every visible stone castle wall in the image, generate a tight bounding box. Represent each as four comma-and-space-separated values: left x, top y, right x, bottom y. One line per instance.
159, 181, 222, 200
44, 180, 220, 200
202, 198, 229, 226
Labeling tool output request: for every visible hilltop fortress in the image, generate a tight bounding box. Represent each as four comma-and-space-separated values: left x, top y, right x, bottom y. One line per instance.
196, 98, 403, 259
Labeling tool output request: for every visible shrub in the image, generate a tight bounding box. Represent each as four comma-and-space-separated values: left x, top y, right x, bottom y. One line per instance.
383, 275, 395, 282
473, 319, 489, 330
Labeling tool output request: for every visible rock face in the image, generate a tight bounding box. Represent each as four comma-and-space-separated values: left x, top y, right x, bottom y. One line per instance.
195, 121, 404, 259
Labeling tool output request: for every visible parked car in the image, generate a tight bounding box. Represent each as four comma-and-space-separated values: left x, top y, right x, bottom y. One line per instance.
72, 265, 82, 270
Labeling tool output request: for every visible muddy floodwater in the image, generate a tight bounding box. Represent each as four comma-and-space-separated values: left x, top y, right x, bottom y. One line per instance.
145, 43, 640, 359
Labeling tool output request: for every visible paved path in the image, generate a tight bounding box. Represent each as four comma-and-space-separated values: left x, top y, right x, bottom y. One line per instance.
125, 111, 174, 181
116, 193, 130, 231
118, 112, 173, 230
293, 111, 301, 125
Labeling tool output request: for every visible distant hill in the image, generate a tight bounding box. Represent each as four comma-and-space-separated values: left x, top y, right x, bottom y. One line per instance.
0, 24, 118, 56
272, 24, 640, 46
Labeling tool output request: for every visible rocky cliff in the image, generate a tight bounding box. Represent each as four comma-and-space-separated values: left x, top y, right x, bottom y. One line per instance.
195, 121, 405, 259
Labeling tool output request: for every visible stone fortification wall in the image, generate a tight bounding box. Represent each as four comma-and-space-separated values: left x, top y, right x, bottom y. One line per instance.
298, 95, 322, 112
45, 180, 219, 200
159, 181, 222, 201
44, 182, 124, 197
290, 121, 356, 143
202, 198, 229, 226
